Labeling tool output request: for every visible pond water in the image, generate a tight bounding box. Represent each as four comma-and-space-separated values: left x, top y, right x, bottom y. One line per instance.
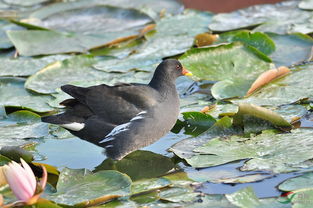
34, 130, 303, 198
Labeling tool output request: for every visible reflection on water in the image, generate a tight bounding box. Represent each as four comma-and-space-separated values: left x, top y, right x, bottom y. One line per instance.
35, 137, 106, 170
185, 161, 300, 198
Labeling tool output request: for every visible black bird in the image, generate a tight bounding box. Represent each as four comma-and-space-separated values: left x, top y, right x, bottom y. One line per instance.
41, 59, 192, 160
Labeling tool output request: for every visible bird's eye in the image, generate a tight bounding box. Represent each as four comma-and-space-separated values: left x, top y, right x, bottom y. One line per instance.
176, 65, 181, 70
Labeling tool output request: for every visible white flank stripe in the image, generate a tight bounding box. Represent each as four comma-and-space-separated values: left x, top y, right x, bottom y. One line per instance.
100, 123, 129, 143
130, 111, 147, 121
60, 122, 85, 131
99, 111, 147, 144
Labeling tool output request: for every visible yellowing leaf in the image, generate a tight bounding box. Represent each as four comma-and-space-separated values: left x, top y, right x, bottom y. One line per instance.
194, 33, 218, 47
246, 66, 290, 96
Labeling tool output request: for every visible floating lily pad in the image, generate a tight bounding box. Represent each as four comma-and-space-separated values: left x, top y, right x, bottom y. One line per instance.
132, 178, 171, 195
3, 0, 48, 6
179, 42, 272, 100
159, 187, 200, 203
278, 172, 313, 191
95, 150, 175, 181
27, 5, 152, 35
25, 56, 152, 94
234, 63, 313, 107
170, 116, 237, 159
7, 30, 138, 56
186, 128, 313, 173
209, 1, 313, 34
189, 195, 236, 208
219, 30, 275, 55
267, 33, 313, 67
0, 77, 54, 112
299, 0, 313, 10
30, 0, 183, 21
0, 21, 16, 49
226, 187, 260, 208
176, 112, 216, 136
213, 173, 272, 184
0, 55, 70, 77
0, 110, 48, 147
45, 168, 132, 206
94, 10, 212, 72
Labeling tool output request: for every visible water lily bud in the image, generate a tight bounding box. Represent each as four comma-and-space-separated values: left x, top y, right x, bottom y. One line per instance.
3, 159, 36, 202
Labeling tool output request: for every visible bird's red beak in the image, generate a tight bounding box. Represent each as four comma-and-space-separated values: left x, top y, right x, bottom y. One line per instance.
182, 67, 193, 76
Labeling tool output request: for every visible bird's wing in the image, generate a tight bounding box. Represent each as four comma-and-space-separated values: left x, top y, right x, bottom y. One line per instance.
99, 109, 156, 160
61, 84, 159, 125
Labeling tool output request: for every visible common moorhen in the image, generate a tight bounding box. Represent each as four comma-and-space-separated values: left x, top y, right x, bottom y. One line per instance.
42, 59, 192, 160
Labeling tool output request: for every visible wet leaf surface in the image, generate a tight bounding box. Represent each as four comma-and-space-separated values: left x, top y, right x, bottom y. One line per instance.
95, 150, 175, 181
0, 110, 48, 146
234, 63, 313, 106
219, 30, 276, 55
209, 1, 313, 34
44, 168, 132, 206
268, 33, 313, 67
0, 55, 70, 77
0, 77, 54, 112
179, 42, 272, 100
94, 10, 212, 72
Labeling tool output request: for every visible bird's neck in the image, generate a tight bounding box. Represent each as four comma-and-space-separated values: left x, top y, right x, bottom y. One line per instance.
149, 71, 176, 93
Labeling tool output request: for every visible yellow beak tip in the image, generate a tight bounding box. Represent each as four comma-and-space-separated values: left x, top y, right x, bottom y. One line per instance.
184, 72, 193, 76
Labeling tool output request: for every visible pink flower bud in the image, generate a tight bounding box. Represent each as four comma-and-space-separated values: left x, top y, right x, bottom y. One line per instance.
3, 159, 36, 202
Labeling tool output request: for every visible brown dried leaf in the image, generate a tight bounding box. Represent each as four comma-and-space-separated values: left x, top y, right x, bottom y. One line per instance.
246, 66, 290, 96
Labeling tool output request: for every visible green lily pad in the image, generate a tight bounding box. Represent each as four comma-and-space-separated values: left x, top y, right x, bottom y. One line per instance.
189, 195, 236, 208
0, 77, 54, 112
0, 110, 48, 147
3, 0, 48, 6
25, 56, 152, 94
179, 42, 272, 100
289, 188, 313, 208
267, 33, 313, 67
30, 0, 183, 21
25, 55, 100, 94
131, 178, 171, 195
278, 172, 313, 191
0, 21, 17, 50
234, 63, 313, 107
226, 187, 260, 208
213, 173, 272, 184
45, 168, 132, 206
170, 116, 237, 159
205, 104, 239, 118
95, 150, 175, 181
26, 5, 152, 35
187, 128, 313, 173
94, 10, 212, 72
209, 1, 313, 34
7, 29, 138, 56
273, 104, 307, 123
0, 55, 70, 77
159, 187, 200, 203
175, 112, 216, 136
219, 30, 276, 55
299, 0, 313, 10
